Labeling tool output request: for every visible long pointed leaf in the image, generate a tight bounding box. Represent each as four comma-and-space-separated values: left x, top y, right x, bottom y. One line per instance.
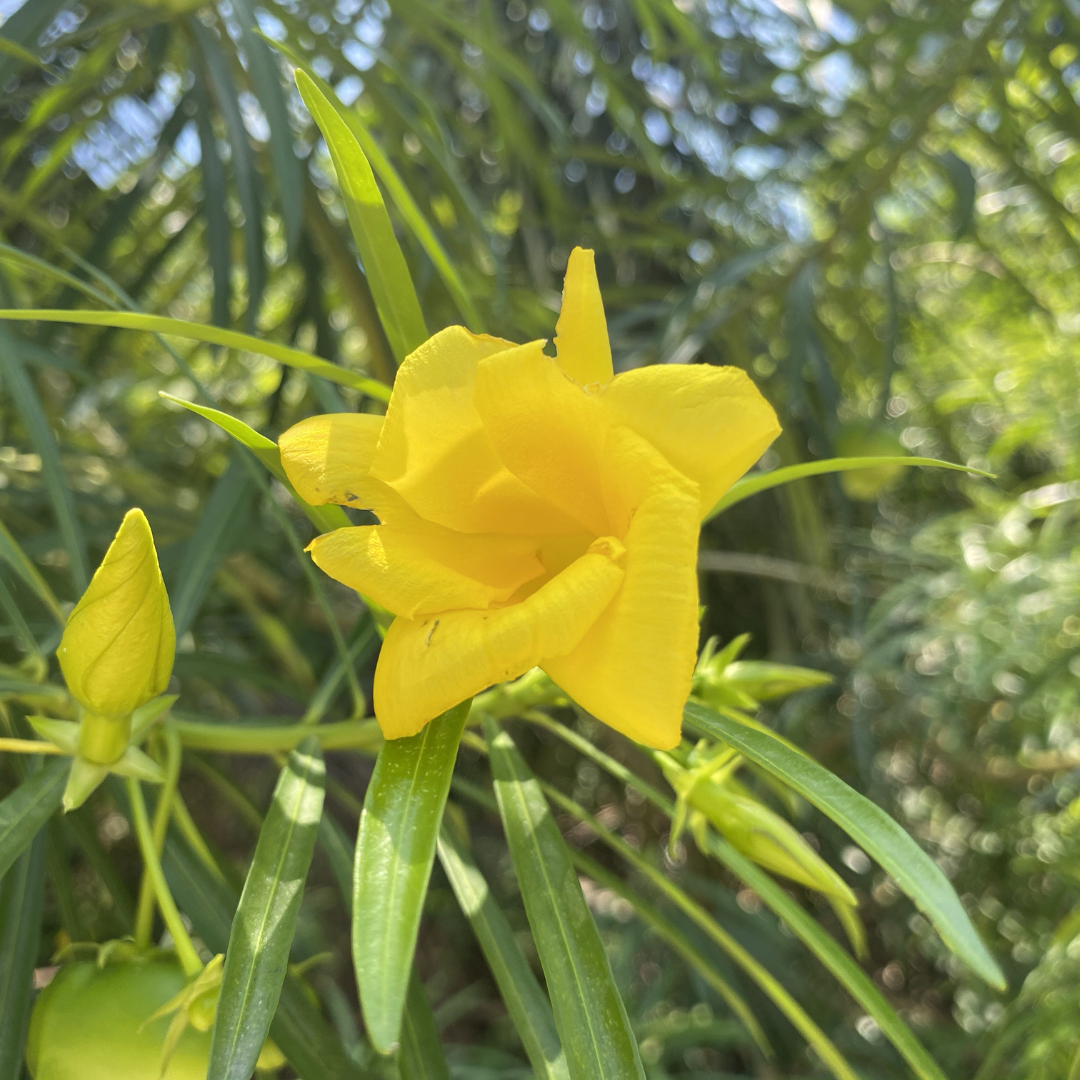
353, 700, 470, 1054
707, 455, 994, 520
400, 972, 452, 1080
0, 825, 46, 1077
684, 700, 1006, 990
437, 823, 570, 1080
0, 757, 69, 881
295, 69, 428, 365
484, 718, 645, 1080
209, 738, 326, 1080
0, 310, 392, 399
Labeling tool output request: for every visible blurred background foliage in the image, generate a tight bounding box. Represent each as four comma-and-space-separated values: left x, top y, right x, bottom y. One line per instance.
0, 0, 1078, 1075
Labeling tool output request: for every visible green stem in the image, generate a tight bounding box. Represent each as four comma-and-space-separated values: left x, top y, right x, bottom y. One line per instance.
134, 726, 182, 949
174, 716, 382, 754
125, 775, 202, 977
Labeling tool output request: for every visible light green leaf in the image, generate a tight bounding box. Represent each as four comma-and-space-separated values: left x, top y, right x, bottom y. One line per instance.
0, 34, 45, 70
159, 393, 350, 534
684, 700, 1006, 990
437, 822, 570, 1080
208, 739, 326, 1080
707, 455, 995, 520
0, 819, 46, 1078
268, 41, 483, 331
484, 718, 645, 1080
295, 68, 428, 365
0, 309, 392, 400
353, 701, 470, 1054
0, 757, 69, 880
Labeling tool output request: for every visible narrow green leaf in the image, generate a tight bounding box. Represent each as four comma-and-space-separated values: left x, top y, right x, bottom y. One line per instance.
437, 824, 570, 1080
169, 458, 256, 638
0, 825, 46, 1077
295, 68, 428, 365
160, 822, 366, 1080
209, 738, 326, 1080
193, 21, 266, 331
268, 41, 483, 330
0, 34, 46, 70
0, 0, 65, 84
231, 0, 305, 251
0, 310, 392, 399
706, 455, 995, 520
400, 971, 452, 1080
0, 757, 69, 881
0, 517, 63, 623
159, 392, 350, 534
484, 718, 645, 1080
684, 700, 1007, 990
0, 326, 89, 591
354, 700, 470, 1054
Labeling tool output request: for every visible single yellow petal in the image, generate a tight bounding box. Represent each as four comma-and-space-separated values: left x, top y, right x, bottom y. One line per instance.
543, 428, 700, 749
603, 364, 780, 516
370, 326, 580, 535
553, 247, 613, 387
58, 508, 174, 719
373, 536, 626, 738
308, 523, 544, 619
278, 412, 402, 517
473, 341, 610, 535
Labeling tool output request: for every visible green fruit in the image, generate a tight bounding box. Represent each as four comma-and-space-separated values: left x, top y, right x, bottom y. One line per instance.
26, 956, 211, 1080
834, 419, 906, 500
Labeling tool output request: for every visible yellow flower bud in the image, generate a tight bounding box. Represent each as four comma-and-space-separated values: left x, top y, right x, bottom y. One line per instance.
57, 509, 174, 764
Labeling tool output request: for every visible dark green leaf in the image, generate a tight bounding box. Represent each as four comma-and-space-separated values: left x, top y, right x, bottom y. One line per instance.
399, 971, 452, 1080
437, 823, 570, 1080
0, 825, 46, 1078
484, 718, 645, 1080
684, 700, 1006, 990
0, 757, 69, 881
354, 700, 470, 1054
209, 739, 326, 1080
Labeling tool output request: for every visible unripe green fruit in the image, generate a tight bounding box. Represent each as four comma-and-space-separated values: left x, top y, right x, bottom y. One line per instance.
26, 957, 211, 1080
835, 419, 906, 500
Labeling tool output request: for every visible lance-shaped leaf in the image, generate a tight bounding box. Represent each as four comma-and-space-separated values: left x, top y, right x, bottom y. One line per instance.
208, 739, 326, 1080
0, 309, 392, 399
684, 700, 1006, 991
159, 393, 349, 535
706, 455, 994, 520
295, 69, 428, 365
0, 825, 46, 1078
437, 823, 570, 1080
353, 700, 470, 1054
484, 718, 645, 1080
399, 971, 452, 1080
0, 757, 69, 880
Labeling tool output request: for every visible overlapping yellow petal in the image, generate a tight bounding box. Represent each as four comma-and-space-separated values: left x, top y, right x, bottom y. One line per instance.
603, 364, 781, 516
553, 247, 614, 386
543, 428, 701, 749
474, 341, 609, 536
369, 326, 580, 536
308, 522, 543, 619
373, 537, 626, 738
278, 412, 399, 517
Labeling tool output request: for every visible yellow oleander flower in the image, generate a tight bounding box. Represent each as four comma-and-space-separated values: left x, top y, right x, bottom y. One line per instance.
57, 508, 175, 763
280, 248, 779, 748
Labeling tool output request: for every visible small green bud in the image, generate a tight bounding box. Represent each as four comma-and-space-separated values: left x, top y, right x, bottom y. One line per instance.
57, 509, 174, 764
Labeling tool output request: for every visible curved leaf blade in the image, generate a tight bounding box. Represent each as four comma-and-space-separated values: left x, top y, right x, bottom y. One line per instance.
294, 68, 428, 365
354, 701, 470, 1054
0, 309, 392, 400
208, 739, 326, 1080
707, 455, 995, 520
684, 700, 1006, 990
0, 757, 69, 881
437, 823, 570, 1080
484, 718, 645, 1080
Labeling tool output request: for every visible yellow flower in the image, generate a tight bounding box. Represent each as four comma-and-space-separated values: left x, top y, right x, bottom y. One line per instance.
280, 248, 779, 748
58, 508, 175, 763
